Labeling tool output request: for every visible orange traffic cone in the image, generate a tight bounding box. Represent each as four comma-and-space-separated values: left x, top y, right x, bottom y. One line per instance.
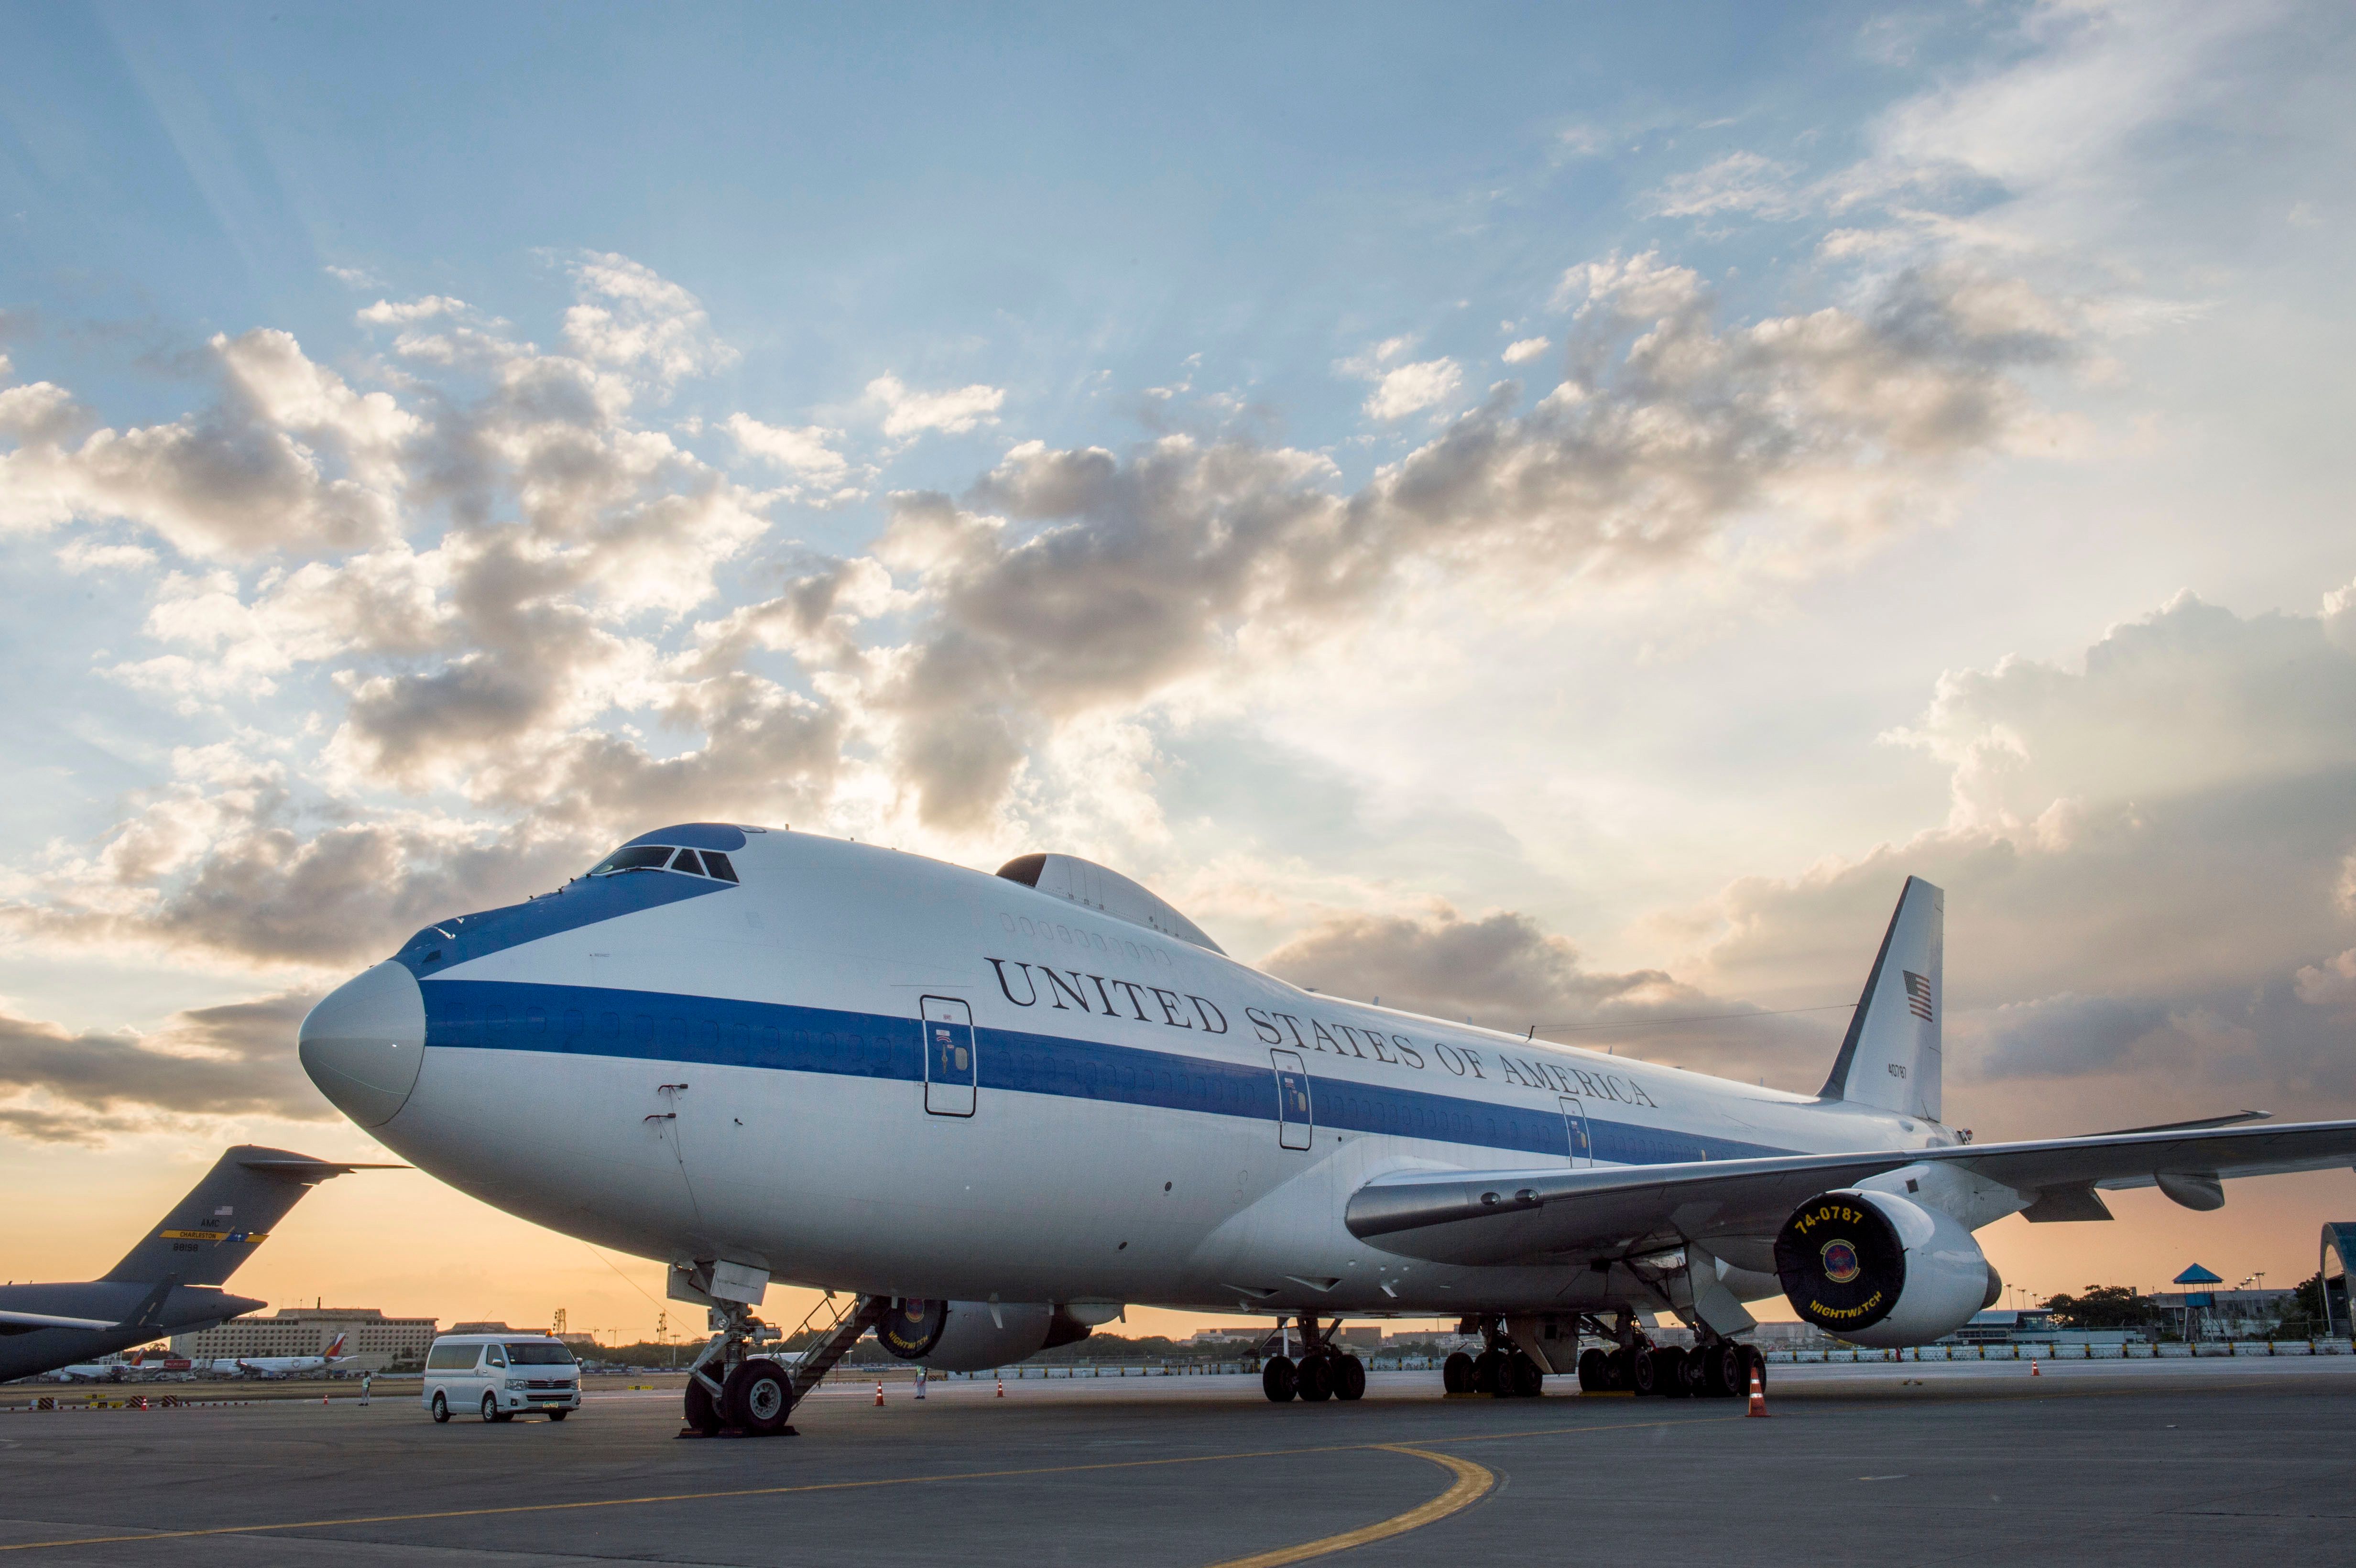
873, 1379, 885, 1406
996, 1377, 1004, 1398
1746, 1367, 1768, 1417
321, 1394, 330, 1406
2030, 1358, 2041, 1378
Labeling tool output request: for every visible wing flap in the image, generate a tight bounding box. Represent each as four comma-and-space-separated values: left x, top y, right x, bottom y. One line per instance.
1345, 1118, 2356, 1267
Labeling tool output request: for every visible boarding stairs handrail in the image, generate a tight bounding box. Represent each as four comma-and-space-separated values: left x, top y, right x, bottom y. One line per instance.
786, 1292, 887, 1400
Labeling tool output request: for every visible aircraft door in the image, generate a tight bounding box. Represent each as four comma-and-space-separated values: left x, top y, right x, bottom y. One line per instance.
1271, 1049, 1312, 1151
922, 997, 977, 1117
1560, 1097, 1593, 1168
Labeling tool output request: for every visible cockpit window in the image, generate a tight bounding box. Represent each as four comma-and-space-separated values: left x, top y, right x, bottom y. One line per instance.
585, 844, 740, 884
589, 846, 676, 876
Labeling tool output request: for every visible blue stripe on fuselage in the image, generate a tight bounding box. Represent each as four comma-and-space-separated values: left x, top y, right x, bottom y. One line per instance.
393, 874, 731, 977
417, 977, 1786, 1167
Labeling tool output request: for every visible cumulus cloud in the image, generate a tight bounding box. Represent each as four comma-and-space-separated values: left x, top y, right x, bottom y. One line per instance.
1500, 336, 1551, 365
865, 373, 1005, 438
724, 413, 851, 485
1336, 337, 1464, 422
1691, 588, 2356, 1128
0, 990, 329, 1142
0, 330, 417, 557
2, 240, 2083, 978
561, 252, 736, 388
852, 254, 2070, 826
1262, 903, 1688, 1026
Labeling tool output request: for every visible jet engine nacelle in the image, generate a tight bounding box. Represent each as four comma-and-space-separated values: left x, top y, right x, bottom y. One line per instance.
1774, 1189, 1998, 1348
872, 1299, 1094, 1372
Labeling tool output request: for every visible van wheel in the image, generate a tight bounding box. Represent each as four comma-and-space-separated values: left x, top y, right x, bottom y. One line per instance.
431, 1391, 449, 1423
480, 1391, 500, 1423
546, 1408, 568, 1421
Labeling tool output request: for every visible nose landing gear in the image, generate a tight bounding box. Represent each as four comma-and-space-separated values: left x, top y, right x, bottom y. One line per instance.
1258, 1316, 1368, 1405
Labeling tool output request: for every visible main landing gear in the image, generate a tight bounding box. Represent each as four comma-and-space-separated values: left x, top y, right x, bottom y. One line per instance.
1440, 1318, 1545, 1397
1260, 1316, 1368, 1404
1575, 1326, 1764, 1400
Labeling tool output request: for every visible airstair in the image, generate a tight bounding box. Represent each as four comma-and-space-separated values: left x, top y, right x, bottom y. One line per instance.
786, 1292, 889, 1401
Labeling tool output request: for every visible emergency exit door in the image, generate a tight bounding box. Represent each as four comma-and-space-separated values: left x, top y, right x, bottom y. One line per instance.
922, 997, 976, 1116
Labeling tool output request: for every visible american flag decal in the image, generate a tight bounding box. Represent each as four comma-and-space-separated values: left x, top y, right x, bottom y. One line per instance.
1902, 970, 1934, 1023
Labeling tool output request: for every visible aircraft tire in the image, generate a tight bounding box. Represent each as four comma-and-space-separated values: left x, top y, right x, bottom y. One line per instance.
1296, 1352, 1335, 1403
1630, 1346, 1664, 1396
431, 1391, 450, 1423
1744, 1344, 1767, 1396
1658, 1346, 1691, 1398
1336, 1354, 1367, 1401
684, 1374, 724, 1435
480, 1391, 500, 1423
723, 1358, 794, 1435
1471, 1348, 1504, 1395
1261, 1356, 1298, 1403
1442, 1350, 1474, 1394
1576, 1348, 1609, 1392
1700, 1340, 1742, 1397
1505, 1351, 1544, 1398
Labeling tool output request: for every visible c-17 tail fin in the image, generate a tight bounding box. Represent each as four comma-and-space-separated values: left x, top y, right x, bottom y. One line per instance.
1820, 877, 1944, 1122
100, 1145, 401, 1288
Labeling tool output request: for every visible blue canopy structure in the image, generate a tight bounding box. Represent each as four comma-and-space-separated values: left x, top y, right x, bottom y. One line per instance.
2173, 1263, 2224, 1285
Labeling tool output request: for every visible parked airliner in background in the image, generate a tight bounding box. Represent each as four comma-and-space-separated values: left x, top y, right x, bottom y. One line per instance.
210, 1331, 349, 1378
299, 826, 2356, 1434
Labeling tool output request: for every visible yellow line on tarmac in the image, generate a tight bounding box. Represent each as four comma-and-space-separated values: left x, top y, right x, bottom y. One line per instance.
0, 1414, 1702, 1555
1203, 1445, 1495, 1568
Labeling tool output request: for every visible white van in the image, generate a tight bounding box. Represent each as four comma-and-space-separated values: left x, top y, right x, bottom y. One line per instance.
422, 1334, 582, 1423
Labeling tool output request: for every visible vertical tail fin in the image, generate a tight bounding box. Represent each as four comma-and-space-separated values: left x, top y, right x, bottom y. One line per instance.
101, 1146, 395, 1286
325, 1332, 347, 1359
1820, 876, 1943, 1122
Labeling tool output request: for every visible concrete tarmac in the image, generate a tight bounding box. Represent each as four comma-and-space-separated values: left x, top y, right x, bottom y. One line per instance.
1, 1357, 2351, 1566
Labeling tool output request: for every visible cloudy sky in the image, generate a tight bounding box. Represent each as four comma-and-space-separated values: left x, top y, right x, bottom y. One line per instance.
4, 1, 2352, 1339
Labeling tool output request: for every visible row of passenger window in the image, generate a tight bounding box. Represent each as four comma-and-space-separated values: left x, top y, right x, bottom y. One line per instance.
483, 1005, 893, 1072
587, 845, 739, 882
998, 911, 1172, 968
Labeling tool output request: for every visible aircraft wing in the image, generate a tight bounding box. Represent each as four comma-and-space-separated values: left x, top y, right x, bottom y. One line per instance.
1343, 1118, 2356, 1268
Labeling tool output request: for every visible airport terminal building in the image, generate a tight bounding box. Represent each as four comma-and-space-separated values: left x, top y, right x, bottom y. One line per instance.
172, 1307, 437, 1372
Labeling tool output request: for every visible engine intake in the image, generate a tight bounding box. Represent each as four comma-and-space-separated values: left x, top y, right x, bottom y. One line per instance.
873, 1300, 1094, 1372
1774, 1189, 1995, 1349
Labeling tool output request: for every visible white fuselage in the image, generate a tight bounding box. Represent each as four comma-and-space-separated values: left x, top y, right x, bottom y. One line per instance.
345, 830, 1955, 1321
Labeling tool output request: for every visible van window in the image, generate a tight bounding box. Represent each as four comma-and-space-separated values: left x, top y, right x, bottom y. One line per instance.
425, 1343, 480, 1371
505, 1343, 577, 1365
486, 1346, 508, 1369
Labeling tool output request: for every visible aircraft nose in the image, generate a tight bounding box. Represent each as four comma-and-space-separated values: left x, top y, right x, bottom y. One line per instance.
299, 961, 427, 1128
